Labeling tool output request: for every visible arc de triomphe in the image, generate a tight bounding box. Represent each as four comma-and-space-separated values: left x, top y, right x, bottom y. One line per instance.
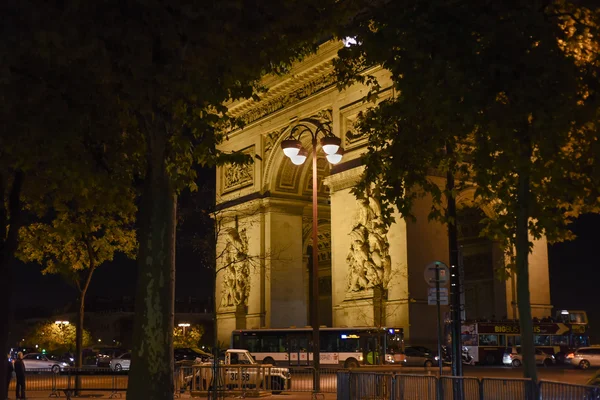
214, 41, 552, 345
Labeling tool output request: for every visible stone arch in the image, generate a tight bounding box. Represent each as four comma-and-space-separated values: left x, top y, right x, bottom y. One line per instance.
455, 187, 496, 219
262, 115, 332, 197
456, 200, 508, 321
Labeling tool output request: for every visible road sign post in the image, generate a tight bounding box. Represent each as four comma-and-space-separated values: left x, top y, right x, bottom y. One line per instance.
425, 261, 449, 377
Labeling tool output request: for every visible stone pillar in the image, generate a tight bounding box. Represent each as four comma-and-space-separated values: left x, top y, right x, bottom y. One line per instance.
504, 235, 552, 319
325, 166, 409, 331
405, 182, 450, 344
263, 199, 308, 328
235, 304, 248, 329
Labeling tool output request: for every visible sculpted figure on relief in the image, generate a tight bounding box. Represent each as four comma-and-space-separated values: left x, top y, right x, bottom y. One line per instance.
346, 193, 392, 292
221, 227, 251, 307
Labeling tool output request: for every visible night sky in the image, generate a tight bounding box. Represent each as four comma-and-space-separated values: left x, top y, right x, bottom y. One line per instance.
13, 211, 599, 341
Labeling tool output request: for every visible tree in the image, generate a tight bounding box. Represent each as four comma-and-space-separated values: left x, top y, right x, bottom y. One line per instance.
334, 0, 600, 381
24, 321, 92, 354
173, 325, 204, 349
3, 1, 344, 397
18, 180, 137, 372
0, 2, 134, 396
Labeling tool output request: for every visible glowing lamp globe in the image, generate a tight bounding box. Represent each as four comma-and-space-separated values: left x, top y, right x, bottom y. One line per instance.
291, 148, 308, 165
281, 139, 302, 158
320, 136, 341, 155
326, 147, 344, 164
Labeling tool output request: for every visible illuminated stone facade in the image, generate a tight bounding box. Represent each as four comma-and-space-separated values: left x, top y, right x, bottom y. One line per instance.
214, 41, 552, 345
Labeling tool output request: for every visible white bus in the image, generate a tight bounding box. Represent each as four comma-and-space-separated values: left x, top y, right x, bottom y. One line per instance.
231, 326, 404, 368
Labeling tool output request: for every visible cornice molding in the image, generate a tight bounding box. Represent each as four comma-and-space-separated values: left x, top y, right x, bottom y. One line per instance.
323, 165, 364, 193
226, 41, 343, 129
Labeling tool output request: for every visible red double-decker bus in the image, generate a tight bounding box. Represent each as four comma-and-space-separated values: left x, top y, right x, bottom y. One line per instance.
460, 310, 589, 365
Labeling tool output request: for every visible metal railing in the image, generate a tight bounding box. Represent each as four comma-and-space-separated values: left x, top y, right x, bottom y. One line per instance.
338, 371, 600, 400
539, 380, 600, 400
12, 366, 600, 399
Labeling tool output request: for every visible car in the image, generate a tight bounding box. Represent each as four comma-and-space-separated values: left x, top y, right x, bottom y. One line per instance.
401, 346, 438, 367
110, 352, 131, 371
96, 348, 128, 368
47, 352, 75, 366
567, 347, 600, 369
502, 347, 555, 367
21, 353, 69, 373
184, 349, 291, 394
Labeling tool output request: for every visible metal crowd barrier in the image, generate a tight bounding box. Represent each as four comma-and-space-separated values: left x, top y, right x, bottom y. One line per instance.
188, 364, 287, 397
539, 380, 600, 400
394, 374, 438, 400
337, 370, 600, 400
287, 366, 338, 392
439, 376, 481, 400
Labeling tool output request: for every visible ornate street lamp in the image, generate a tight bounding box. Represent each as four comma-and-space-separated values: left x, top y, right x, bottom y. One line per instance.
178, 323, 191, 336
280, 116, 344, 393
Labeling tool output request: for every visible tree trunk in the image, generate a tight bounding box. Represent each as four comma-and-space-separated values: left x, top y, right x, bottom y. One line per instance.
127, 129, 176, 400
515, 148, 537, 382
0, 171, 24, 400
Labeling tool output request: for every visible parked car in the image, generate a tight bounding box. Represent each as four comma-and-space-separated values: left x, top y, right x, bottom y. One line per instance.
47, 352, 75, 366
503, 347, 555, 367
110, 352, 131, 371
568, 347, 600, 370
22, 353, 69, 373
96, 348, 128, 368
401, 346, 438, 367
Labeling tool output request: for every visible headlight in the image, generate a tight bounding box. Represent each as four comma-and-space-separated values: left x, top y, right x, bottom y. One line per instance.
358, 355, 363, 361
551, 355, 555, 359
434, 356, 439, 361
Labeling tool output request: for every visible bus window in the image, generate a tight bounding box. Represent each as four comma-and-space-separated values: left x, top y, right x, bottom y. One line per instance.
320, 331, 336, 352
570, 312, 587, 324
245, 336, 260, 353
338, 335, 360, 352
507, 336, 521, 347
262, 336, 282, 352
479, 334, 500, 346
534, 335, 551, 346
462, 334, 478, 346
232, 333, 241, 349
572, 335, 589, 348
551, 336, 569, 346
289, 336, 309, 352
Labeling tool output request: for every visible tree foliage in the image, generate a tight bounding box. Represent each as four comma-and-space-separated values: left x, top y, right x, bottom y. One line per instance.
3, 0, 344, 398
173, 326, 204, 349
334, 0, 600, 380
25, 321, 92, 353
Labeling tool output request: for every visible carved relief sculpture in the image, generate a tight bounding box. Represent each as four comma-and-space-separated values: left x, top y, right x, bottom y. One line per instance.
346, 193, 392, 292
221, 227, 251, 307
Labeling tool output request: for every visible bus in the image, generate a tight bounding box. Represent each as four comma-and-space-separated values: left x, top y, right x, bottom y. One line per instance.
231, 326, 404, 368
461, 310, 589, 365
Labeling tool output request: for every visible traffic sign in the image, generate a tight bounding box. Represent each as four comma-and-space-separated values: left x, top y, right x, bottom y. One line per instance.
424, 261, 450, 287
428, 288, 449, 306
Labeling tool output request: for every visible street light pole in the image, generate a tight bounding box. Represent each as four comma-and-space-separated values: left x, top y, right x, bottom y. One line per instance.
178, 323, 190, 337
281, 117, 343, 395
310, 136, 320, 393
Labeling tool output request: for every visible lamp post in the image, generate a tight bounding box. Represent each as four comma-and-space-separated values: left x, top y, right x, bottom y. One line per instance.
281, 116, 344, 393
178, 323, 191, 337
